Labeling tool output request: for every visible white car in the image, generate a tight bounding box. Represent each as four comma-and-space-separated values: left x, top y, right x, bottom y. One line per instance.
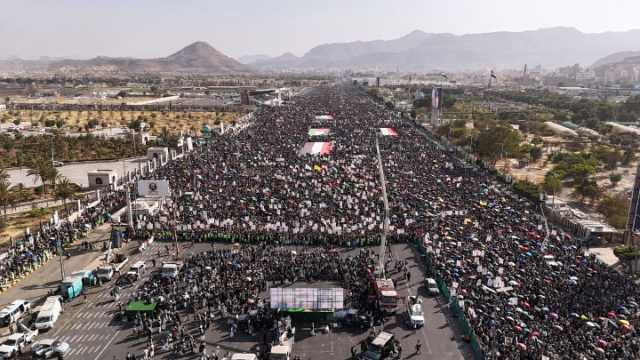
406, 296, 425, 328
0, 333, 29, 358
424, 278, 439, 296
96, 266, 115, 281
31, 339, 71, 359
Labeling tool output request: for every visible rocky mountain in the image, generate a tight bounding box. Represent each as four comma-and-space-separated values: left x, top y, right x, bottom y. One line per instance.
237, 54, 272, 64
257, 27, 640, 72
24, 41, 251, 74
592, 51, 640, 68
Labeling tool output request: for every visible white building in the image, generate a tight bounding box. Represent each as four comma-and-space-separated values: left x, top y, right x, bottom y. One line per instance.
87, 169, 119, 190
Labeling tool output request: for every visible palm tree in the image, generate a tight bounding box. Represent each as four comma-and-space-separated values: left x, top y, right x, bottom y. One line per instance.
27, 159, 54, 198
0, 176, 11, 225
54, 177, 76, 217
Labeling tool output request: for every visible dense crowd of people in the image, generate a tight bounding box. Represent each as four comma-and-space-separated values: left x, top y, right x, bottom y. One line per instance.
0, 188, 131, 288
131, 85, 640, 359
125, 245, 374, 359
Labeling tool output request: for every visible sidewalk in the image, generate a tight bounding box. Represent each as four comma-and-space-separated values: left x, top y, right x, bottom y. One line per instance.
0, 224, 113, 308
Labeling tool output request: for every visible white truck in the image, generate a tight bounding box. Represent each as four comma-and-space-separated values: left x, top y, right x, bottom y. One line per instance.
406, 296, 425, 328
269, 319, 295, 360
161, 262, 183, 279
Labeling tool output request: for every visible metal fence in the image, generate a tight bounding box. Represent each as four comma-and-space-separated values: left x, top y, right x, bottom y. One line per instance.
414, 238, 485, 360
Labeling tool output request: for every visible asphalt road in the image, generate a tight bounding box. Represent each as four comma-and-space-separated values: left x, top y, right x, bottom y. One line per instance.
5, 242, 471, 360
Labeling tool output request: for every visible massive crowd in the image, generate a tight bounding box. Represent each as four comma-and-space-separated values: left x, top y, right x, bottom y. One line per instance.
126, 245, 374, 358
130, 85, 640, 359
0, 189, 130, 288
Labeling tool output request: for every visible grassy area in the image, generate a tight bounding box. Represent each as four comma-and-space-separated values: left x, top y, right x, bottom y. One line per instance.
0, 205, 65, 245
1, 109, 242, 136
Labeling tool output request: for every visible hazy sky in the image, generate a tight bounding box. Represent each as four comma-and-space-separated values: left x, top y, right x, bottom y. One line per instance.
2, 0, 640, 60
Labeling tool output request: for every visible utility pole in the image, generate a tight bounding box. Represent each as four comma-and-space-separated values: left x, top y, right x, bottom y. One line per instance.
375, 134, 390, 278
58, 238, 65, 281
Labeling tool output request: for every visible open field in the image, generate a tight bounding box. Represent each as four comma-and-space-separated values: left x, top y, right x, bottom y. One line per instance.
1, 109, 242, 135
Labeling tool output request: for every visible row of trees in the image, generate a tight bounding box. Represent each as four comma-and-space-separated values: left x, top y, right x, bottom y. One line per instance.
0, 163, 78, 231
0, 133, 148, 168
492, 90, 640, 127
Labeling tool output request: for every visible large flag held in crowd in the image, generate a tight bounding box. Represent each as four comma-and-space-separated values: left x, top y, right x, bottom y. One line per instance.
299, 142, 334, 156
379, 128, 398, 137
314, 115, 334, 121
308, 128, 331, 136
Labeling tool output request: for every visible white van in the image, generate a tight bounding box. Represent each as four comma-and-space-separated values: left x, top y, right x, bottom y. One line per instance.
0, 300, 31, 327
130, 261, 146, 276
35, 296, 63, 330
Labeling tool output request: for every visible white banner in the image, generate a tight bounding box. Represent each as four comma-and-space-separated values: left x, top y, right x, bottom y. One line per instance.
137, 180, 171, 197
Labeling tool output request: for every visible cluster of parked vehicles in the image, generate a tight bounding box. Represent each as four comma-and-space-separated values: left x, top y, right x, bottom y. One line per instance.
0, 296, 69, 359
0, 249, 144, 359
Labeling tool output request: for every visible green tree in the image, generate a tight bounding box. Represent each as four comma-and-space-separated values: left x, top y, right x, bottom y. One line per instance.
609, 173, 622, 187
529, 147, 543, 162
0, 168, 10, 226
27, 159, 56, 198
54, 177, 76, 216
543, 173, 562, 206
475, 125, 522, 163
574, 178, 601, 203
597, 195, 629, 229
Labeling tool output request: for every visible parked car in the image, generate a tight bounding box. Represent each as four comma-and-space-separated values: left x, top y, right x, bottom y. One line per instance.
96, 266, 115, 281
31, 339, 71, 359
0, 299, 31, 327
424, 278, 439, 296
0, 333, 29, 358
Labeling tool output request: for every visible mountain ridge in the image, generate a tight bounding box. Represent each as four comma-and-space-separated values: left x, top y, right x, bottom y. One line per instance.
255, 27, 640, 72
1, 41, 251, 74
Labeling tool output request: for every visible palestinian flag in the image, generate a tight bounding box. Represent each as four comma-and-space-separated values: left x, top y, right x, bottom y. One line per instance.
299, 142, 334, 156
308, 128, 331, 136
379, 128, 398, 137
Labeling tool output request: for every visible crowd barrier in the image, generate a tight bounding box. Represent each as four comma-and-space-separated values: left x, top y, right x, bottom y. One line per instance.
413, 237, 485, 360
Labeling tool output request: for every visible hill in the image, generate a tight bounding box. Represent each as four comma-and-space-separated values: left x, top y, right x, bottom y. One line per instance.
593, 51, 640, 68
258, 27, 640, 72
47, 41, 251, 74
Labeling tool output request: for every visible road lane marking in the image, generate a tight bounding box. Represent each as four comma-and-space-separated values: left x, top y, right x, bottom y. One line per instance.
95, 329, 120, 360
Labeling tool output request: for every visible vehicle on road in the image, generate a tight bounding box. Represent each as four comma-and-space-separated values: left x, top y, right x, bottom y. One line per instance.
124, 301, 157, 322
230, 354, 258, 360
335, 308, 371, 329
96, 266, 115, 281
406, 295, 425, 328
129, 261, 146, 276
70, 269, 96, 286
0, 332, 31, 358
161, 261, 183, 279
31, 339, 70, 359
35, 296, 63, 330
0, 300, 31, 327
60, 276, 83, 301
424, 278, 439, 296
269, 318, 295, 360
52, 161, 64, 167
368, 271, 399, 313
360, 331, 396, 360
